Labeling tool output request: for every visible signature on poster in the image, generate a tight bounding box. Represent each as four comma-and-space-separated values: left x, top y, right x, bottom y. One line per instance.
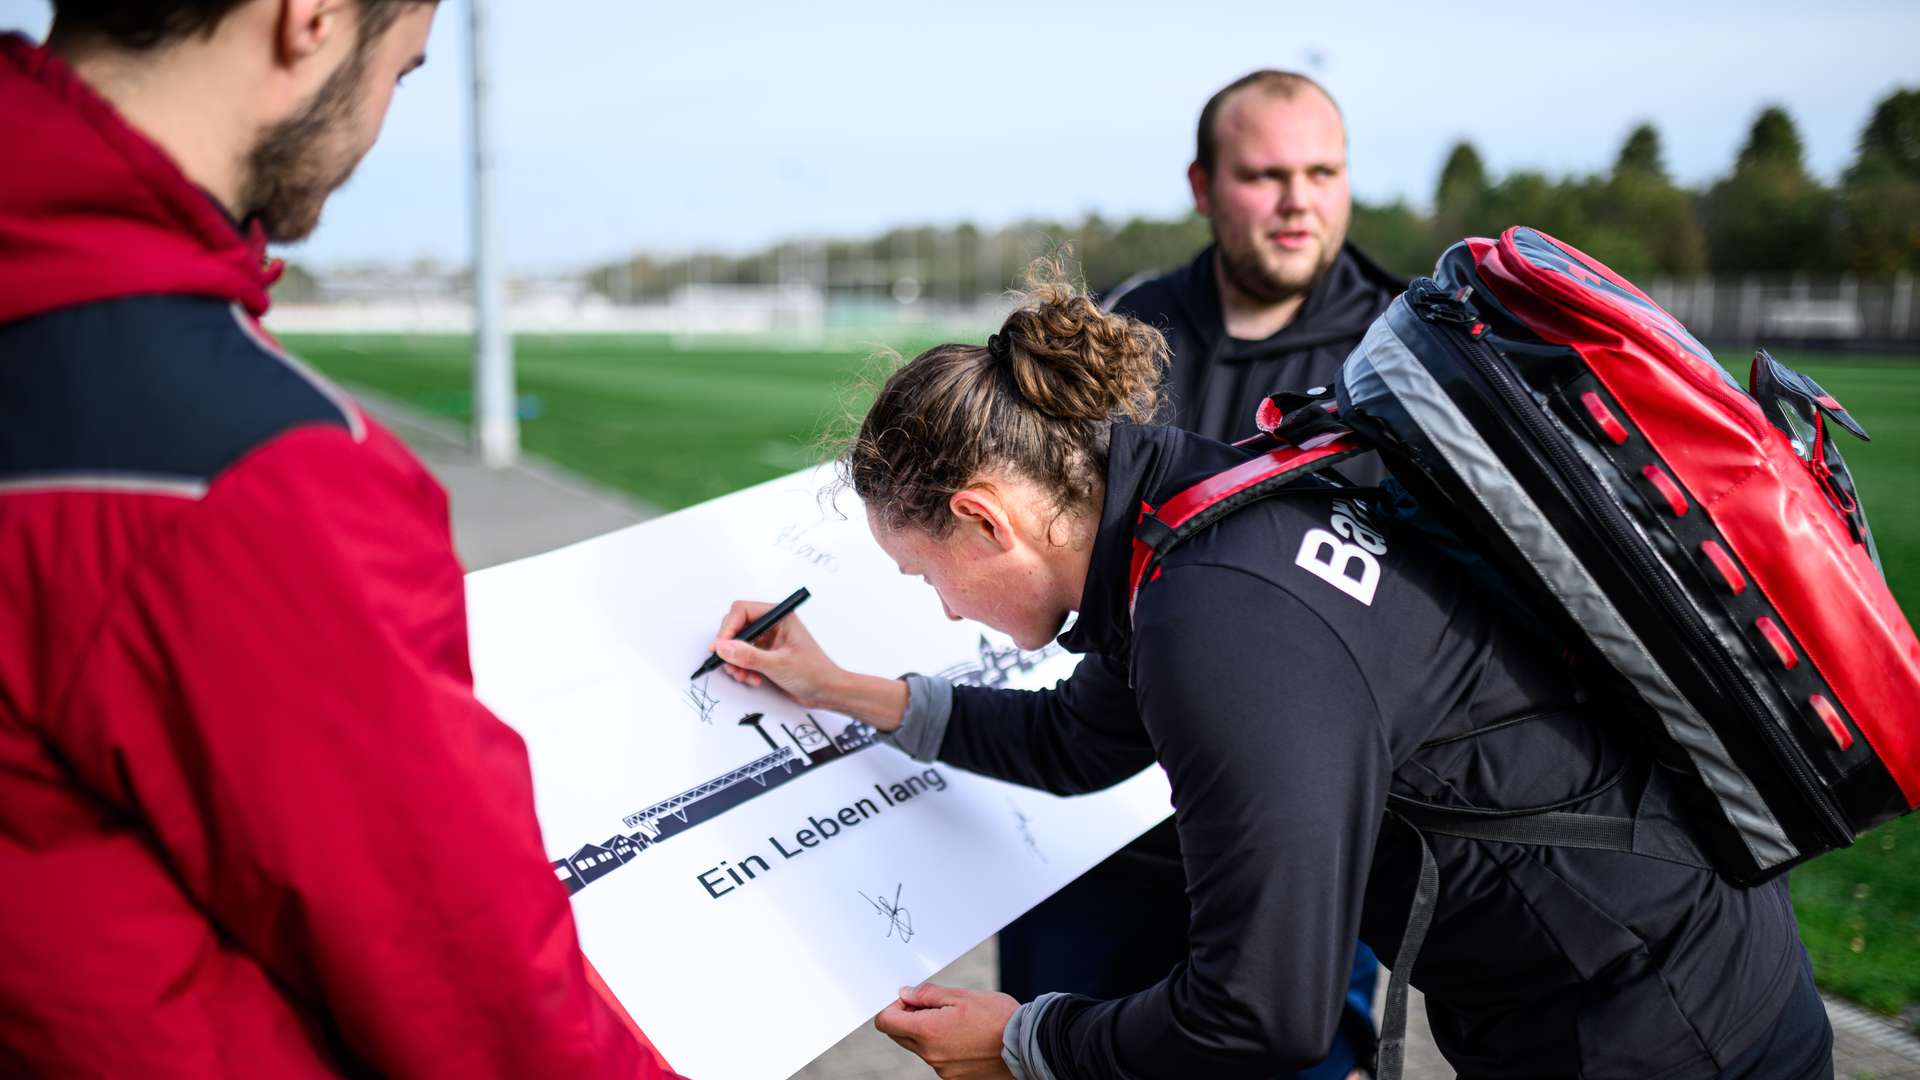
1010, 801, 1047, 864
773, 521, 840, 575
683, 677, 720, 724
859, 883, 915, 943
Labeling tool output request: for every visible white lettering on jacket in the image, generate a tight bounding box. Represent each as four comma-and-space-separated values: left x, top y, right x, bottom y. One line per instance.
1294, 500, 1386, 605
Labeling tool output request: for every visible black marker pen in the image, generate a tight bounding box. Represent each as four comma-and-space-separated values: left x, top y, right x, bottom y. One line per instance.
692, 586, 810, 680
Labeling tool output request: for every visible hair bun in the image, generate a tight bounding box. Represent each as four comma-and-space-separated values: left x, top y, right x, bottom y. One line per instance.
839, 254, 1170, 537
997, 256, 1168, 423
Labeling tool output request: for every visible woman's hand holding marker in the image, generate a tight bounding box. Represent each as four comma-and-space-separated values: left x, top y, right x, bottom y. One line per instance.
710, 600, 909, 732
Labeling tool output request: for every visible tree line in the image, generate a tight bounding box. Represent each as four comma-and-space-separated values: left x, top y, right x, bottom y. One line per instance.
577, 90, 1920, 299
1407, 88, 1920, 281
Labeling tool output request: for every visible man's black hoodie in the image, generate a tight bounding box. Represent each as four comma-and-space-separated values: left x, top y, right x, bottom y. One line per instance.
1108, 242, 1404, 445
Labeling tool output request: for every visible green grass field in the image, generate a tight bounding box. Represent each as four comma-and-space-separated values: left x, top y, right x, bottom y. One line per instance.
285, 331, 1920, 1023
283, 332, 953, 510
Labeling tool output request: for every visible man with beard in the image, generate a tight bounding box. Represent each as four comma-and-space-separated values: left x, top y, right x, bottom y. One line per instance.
0, 4, 678, 1076
1113, 71, 1404, 451
996, 70, 1403, 1080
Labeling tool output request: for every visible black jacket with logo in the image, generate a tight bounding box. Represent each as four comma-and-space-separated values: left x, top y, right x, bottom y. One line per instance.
1061, 241, 1404, 936
938, 425, 1802, 1079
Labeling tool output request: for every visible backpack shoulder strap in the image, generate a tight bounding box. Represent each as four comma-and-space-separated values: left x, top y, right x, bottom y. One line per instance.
1128, 435, 1368, 622
1372, 775, 1708, 1080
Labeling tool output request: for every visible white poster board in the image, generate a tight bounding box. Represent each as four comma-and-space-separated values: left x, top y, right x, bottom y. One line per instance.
466, 467, 1173, 1080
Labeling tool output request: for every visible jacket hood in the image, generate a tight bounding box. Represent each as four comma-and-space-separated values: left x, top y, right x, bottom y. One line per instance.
1155, 242, 1404, 362
0, 33, 277, 325
1062, 424, 1256, 659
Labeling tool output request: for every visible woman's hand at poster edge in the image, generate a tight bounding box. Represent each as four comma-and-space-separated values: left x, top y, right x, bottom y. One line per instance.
875, 982, 1019, 1080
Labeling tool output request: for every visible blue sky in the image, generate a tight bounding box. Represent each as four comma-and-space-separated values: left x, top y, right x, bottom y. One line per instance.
6, 1, 1916, 272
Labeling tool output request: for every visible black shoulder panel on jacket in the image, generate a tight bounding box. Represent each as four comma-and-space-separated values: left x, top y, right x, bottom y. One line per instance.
1345, 242, 1411, 294
1106, 251, 1205, 330
0, 295, 356, 494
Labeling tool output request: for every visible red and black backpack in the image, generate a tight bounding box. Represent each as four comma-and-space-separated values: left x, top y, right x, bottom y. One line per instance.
1129, 225, 1919, 883
1125, 226, 1920, 1077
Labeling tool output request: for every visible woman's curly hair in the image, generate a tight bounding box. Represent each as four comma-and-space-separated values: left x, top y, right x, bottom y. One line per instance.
841, 255, 1168, 538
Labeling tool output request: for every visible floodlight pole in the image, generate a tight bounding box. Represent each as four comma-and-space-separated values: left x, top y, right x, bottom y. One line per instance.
468, 0, 518, 467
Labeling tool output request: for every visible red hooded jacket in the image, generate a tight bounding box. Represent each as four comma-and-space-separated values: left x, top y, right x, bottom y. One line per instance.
0, 34, 677, 1078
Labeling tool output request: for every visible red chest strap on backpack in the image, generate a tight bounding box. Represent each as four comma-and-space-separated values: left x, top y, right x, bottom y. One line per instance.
1127, 434, 1369, 623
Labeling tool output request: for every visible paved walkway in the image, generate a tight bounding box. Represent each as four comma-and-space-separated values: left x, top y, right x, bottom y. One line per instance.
374, 393, 1920, 1080
359, 390, 655, 570
790, 942, 1455, 1080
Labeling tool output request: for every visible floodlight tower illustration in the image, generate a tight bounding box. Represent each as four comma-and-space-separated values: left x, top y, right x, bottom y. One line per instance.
738, 713, 778, 752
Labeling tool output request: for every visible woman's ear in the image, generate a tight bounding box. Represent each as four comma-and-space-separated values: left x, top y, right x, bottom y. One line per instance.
948, 485, 1018, 555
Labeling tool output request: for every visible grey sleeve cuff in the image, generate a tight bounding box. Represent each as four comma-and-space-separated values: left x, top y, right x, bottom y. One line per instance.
1001, 993, 1067, 1080
877, 673, 952, 763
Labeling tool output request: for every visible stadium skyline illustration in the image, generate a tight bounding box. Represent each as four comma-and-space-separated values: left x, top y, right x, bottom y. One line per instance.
550, 636, 1060, 897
